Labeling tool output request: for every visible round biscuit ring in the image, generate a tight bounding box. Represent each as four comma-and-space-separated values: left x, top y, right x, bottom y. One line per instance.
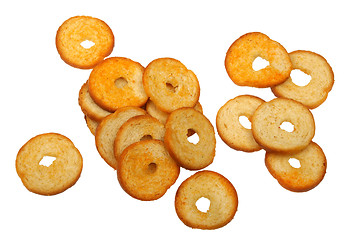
79, 81, 113, 122
56, 16, 114, 69
251, 98, 315, 153
265, 142, 327, 192
117, 140, 180, 201
143, 58, 200, 113
216, 95, 265, 152
225, 32, 292, 88
164, 108, 216, 170
271, 50, 334, 109
175, 170, 238, 230
16, 133, 83, 196
88, 57, 148, 112
114, 115, 165, 160
95, 107, 146, 170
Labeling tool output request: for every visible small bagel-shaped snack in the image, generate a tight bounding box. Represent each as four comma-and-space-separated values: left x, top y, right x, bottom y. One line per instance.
265, 142, 327, 192
225, 32, 292, 88
88, 57, 148, 112
251, 98, 315, 153
175, 170, 238, 230
56, 16, 114, 69
16, 133, 83, 196
114, 115, 165, 160
79, 81, 113, 122
143, 58, 200, 113
117, 140, 180, 201
272, 50, 334, 109
216, 95, 264, 152
164, 108, 216, 170
95, 107, 146, 169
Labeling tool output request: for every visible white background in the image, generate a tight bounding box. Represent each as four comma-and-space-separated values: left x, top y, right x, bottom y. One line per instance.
1, 0, 347, 239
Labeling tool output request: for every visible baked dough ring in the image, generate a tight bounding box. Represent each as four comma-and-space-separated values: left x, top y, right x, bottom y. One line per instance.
114, 115, 165, 160
16, 133, 83, 195
216, 95, 264, 152
95, 107, 146, 169
272, 50, 334, 109
265, 142, 326, 192
251, 98, 315, 153
88, 57, 148, 112
79, 81, 112, 122
225, 32, 292, 88
164, 108, 215, 170
143, 58, 200, 113
56, 16, 114, 69
175, 170, 238, 230
117, 140, 180, 201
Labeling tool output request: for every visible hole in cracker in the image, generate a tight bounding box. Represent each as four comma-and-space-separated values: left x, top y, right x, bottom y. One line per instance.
288, 158, 301, 168
80, 40, 95, 49
166, 82, 177, 93
114, 77, 128, 89
196, 197, 210, 213
291, 69, 311, 87
147, 162, 157, 174
39, 156, 56, 167
239, 115, 251, 129
187, 129, 199, 144
280, 121, 294, 132
252, 57, 270, 71
140, 135, 153, 141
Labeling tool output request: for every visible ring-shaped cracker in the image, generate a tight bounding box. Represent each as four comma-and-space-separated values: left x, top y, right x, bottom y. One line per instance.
225, 32, 292, 88
251, 98, 315, 153
114, 115, 165, 160
143, 58, 200, 113
117, 140, 180, 201
175, 170, 238, 230
95, 107, 146, 169
88, 57, 148, 112
164, 108, 215, 170
271, 50, 334, 109
79, 81, 112, 122
216, 95, 264, 152
265, 142, 327, 192
16, 133, 83, 195
56, 16, 114, 69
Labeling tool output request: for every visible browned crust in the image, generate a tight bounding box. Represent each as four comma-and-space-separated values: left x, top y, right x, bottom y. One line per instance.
88, 57, 148, 112
56, 16, 114, 69
265, 142, 327, 192
175, 170, 238, 229
225, 32, 292, 88
271, 50, 334, 109
16, 133, 83, 196
164, 108, 215, 170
